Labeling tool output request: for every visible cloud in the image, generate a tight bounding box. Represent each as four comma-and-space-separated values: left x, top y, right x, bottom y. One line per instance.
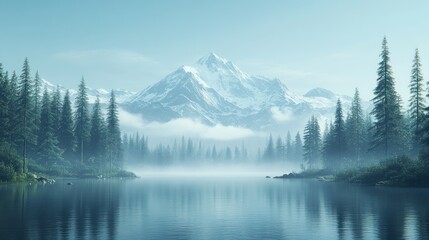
118, 108, 255, 141
118, 108, 146, 132
271, 106, 293, 122
53, 49, 157, 66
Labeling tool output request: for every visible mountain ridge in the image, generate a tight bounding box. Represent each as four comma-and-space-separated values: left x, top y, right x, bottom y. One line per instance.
122, 53, 358, 130
40, 53, 362, 131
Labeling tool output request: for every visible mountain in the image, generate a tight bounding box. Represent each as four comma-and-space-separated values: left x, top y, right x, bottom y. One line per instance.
123, 53, 358, 131
40, 78, 136, 104
126, 65, 239, 123
193, 53, 302, 110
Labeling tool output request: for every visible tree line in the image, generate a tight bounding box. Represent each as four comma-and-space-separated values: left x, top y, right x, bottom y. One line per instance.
301, 37, 429, 170
0, 58, 122, 179
123, 134, 250, 165
123, 131, 306, 166
260, 132, 303, 163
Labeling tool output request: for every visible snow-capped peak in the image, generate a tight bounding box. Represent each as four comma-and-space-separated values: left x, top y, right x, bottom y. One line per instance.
304, 88, 337, 99
197, 52, 228, 66
181, 65, 199, 75
179, 65, 209, 88
196, 53, 248, 79
123, 53, 360, 131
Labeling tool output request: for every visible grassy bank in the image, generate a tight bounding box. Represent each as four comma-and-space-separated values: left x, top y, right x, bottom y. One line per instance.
27, 159, 137, 180
275, 156, 429, 187
0, 143, 136, 183
335, 156, 429, 187
274, 169, 334, 179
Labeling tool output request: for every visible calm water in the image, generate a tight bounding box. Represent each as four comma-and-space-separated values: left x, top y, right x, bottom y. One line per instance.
1, 177, 429, 240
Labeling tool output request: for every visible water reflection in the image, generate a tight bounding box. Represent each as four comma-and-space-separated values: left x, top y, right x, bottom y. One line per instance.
1, 178, 429, 239
0, 180, 121, 240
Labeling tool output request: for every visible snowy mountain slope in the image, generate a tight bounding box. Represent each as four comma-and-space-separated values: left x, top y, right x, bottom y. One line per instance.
123, 53, 359, 130
127, 66, 239, 124
193, 53, 302, 110
40, 78, 135, 104
303, 88, 353, 110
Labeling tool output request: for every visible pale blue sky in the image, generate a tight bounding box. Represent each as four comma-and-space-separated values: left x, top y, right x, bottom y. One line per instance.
1, 0, 429, 100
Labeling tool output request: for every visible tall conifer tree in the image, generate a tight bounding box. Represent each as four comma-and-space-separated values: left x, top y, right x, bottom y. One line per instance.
409, 49, 425, 150
286, 131, 292, 160
89, 97, 106, 163
50, 86, 62, 138
263, 134, 275, 160
294, 132, 303, 162
303, 116, 321, 169
33, 71, 41, 130
106, 90, 122, 170
36, 88, 63, 164
17, 58, 36, 172
346, 89, 365, 164
371, 37, 406, 158
0, 64, 9, 142
332, 99, 347, 168
74, 78, 90, 163
59, 90, 74, 160
8, 72, 19, 145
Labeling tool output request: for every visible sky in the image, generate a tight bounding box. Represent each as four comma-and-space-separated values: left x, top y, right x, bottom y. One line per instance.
1, 0, 429, 101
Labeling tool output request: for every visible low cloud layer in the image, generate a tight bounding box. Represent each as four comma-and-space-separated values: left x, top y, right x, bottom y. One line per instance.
118, 108, 255, 141
271, 106, 293, 122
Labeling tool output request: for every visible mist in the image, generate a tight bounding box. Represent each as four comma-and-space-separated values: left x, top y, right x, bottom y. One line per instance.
128, 162, 301, 178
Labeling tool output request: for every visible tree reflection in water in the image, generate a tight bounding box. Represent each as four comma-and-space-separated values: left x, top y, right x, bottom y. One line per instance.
0, 178, 429, 240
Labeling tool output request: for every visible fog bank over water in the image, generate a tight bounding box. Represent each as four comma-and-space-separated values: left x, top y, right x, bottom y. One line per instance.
127, 162, 301, 178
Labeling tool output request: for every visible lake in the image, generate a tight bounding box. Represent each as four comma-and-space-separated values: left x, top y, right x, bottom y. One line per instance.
1, 176, 429, 240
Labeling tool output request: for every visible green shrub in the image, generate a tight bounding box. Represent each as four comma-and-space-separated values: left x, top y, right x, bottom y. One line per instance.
335, 156, 429, 186
0, 143, 23, 174
0, 143, 24, 182
0, 162, 16, 182
111, 169, 137, 178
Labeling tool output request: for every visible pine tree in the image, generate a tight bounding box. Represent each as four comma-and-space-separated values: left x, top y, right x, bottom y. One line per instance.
211, 145, 217, 160
409, 49, 425, 151
241, 143, 248, 160
332, 99, 347, 168
275, 136, 284, 160
294, 132, 303, 162
180, 136, 186, 161
371, 37, 406, 158
50, 86, 62, 138
16, 58, 36, 172
142, 135, 149, 158
346, 89, 365, 165
263, 134, 275, 160
134, 132, 140, 158
33, 71, 41, 130
7, 72, 19, 146
197, 141, 203, 160
234, 146, 241, 160
286, 131, 292, 160
225, 147, 232, 160
303, 116, 321, 169
59, 90, 75, 160
0, 64, 9, 142
205, 148, 211, 160
89, 97, 106, 163
106, 90, 122, 171
322, 121, 334, 169
186, 138, 194, 161
36, 88, 63, 164
74, 78, 91, 163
